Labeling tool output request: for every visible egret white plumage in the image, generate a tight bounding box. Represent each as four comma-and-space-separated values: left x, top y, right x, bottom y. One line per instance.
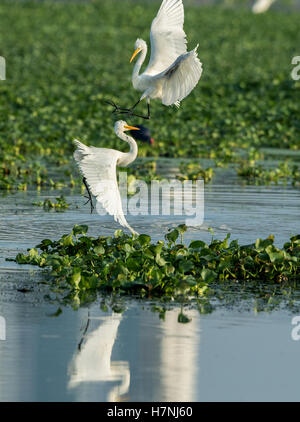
73, 121, 140, 235
252, 0, 276, 13
109, 0, 203, 119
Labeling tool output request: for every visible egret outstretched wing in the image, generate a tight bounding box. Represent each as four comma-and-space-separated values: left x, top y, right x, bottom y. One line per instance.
73, 140, 137, 234
145, 0, 187, 75
160, 46, 202, 106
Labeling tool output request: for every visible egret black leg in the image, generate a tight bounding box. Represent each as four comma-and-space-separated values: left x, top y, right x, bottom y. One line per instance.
105, 99, 151, 120
105, 100, 131, 114
83, 177, 94, 214
114, 101, 151, 120
105, 99, 140, 113
147, 101, 151, 119
130, 101, 150, 119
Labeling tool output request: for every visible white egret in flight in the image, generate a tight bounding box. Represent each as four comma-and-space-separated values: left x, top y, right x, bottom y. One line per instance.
252, 0, 276, 13
73, 121, 140, 235
108, 0, 203, 119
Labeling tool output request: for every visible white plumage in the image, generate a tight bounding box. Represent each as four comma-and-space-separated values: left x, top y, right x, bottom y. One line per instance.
73, 121, 140, 235
68, 314, 130, 402
160, 46, 201, 106
252, 0, 276, 13
145, 0, 187, 75
113, 0, 202, 119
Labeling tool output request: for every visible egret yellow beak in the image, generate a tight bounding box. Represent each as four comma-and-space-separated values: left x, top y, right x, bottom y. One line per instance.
130, 47, 142, 63
124, 125, 140, 131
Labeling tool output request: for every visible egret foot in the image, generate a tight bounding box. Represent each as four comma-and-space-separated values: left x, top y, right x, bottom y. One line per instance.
105, 100, 151, 120
105, 100, 130, 114
115, 109, 150, 120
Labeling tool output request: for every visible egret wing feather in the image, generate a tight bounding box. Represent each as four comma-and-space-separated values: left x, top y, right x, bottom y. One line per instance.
73, 140, 137, 234
252, 0, 276, 13
160, 46, 203, 106
145, 0, 187, 75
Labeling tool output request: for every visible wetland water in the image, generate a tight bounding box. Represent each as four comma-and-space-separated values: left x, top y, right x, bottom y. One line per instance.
0, 179, 299, 401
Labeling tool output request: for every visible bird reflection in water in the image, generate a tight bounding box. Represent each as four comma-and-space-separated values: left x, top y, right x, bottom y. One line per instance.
68, 313, 130, 402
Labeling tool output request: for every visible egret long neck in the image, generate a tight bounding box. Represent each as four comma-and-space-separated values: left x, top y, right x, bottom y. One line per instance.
118, 134, 138, 167
132, 46, 147, 88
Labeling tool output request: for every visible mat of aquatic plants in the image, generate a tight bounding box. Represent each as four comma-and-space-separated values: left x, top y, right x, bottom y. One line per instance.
10, 224, 300, 308
0, 0, 299, 191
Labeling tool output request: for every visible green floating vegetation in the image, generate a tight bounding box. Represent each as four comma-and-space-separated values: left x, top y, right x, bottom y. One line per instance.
33, 195, 70, 211
0, 156, 77, 192
237, 160, 300, 186
11, 225, 300, 302
177, 161, 214, 183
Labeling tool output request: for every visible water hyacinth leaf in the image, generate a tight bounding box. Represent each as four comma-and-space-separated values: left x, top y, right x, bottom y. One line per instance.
149, 267, 163, 284
37, 239, 53, 250
73, 225, 88, 236
184, 275, 197, 286
126, 257, 141, 271
114, 229, 124, 238
266, 245, 285, 264
138, 234, 151, 246
60, 233, 74, 247
290, 235, 300, 244
165, 229, 179, 244
179, 260, 194, 273
154, 242, 164, 255
94, 245, 105, 255
113, 263, 129, 276
123, 243, 132, 254
29, 248, 39, 258
255, 237, 274, 250
201, 268, 218, 283
189, 240, 206, 250
164, 265, 175, 276
87, 275, 99, 289
156, 255, 167, 267
198, 285, 208, 296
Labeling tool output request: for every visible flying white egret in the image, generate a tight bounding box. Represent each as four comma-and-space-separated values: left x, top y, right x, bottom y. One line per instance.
108, 0, 203, 119
73, 120, 140, 235
252, 0, 276, 13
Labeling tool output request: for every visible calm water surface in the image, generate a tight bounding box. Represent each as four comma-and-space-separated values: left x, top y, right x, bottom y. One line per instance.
0, 181, 299, 401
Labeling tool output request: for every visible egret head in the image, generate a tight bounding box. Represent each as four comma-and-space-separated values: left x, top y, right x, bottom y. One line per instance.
130, 39, 147, 63
114, 120, 140, 137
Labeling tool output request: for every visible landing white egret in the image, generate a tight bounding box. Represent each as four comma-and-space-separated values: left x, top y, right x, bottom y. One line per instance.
73, 120, 140, 235
109, 0, 203, 119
